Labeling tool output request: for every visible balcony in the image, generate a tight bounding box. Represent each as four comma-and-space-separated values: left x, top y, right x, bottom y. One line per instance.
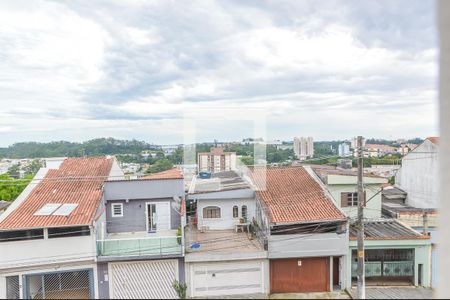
97, 234, 182, 259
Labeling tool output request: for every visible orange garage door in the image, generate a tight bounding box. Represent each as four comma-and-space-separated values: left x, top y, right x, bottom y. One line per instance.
270, 257, 330, 293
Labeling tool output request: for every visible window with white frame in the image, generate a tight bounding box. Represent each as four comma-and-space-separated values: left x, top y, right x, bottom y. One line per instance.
347, 193, 358, 207
112, 203, 123, 217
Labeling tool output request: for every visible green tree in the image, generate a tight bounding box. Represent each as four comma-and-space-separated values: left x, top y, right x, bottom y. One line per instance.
145, 159, 174, 174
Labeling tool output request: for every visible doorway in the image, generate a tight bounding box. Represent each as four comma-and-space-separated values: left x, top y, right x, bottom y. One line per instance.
333, 257, 340, 288
147, 203, 157, 232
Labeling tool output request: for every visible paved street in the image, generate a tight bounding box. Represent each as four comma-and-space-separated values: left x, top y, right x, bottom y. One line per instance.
349, 287, 434, 299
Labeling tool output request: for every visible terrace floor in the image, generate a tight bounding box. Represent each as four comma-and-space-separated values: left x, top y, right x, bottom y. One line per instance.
185, 227, 262, 253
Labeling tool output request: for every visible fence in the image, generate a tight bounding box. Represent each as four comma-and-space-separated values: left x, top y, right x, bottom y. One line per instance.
24, 269, 94, 299
352, 260, 414, 278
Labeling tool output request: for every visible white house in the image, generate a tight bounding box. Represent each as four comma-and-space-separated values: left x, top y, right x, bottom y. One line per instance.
185, 171, 269, 298
396, 137, 439, 209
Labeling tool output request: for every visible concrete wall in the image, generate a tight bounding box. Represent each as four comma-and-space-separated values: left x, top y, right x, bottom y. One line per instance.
0, 234, 95, 270
268, 231, 349, 259
197, 198, 256, 230
106, 198, 180, 233
396, 140, 439, 209
346, 239, 432, 289
327, 184, 383, 219
104, 179, 184, 234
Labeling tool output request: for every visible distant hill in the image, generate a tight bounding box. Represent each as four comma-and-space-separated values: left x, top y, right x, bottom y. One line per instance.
0, 138, 158, 159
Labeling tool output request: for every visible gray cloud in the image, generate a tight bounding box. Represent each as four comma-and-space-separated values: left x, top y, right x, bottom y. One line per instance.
0, 0, 438, 146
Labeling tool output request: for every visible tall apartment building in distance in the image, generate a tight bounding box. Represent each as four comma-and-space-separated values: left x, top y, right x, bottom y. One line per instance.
338, 143, 351, 157
293, 137, 314, 160
198, 147, 237, 173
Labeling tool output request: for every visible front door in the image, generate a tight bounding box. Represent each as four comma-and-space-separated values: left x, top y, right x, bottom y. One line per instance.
147, 203, 157, 232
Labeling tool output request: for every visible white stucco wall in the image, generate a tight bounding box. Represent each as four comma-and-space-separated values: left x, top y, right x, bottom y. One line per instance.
396, 140, 439, 209
197, 198, 256, 230
0, 234, 95, 270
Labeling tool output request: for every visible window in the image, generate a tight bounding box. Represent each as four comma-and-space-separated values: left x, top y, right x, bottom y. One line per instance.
112, 203, 123, 217
53, 204, 78, 216
341, 192, 366, 207
48, 226, 90, 239
203, 206, 221, 219
233, 206, 238, 218
34, 204, 62, 216
0, 229, 43, 243
34, 203, 78, 216
347, 193, 358, 206
242, 205, 247, 220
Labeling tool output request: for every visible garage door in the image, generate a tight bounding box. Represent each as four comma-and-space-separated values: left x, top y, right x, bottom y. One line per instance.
110, 260, 178, 299
191, 260, 264, 297
270, 257, 329, 293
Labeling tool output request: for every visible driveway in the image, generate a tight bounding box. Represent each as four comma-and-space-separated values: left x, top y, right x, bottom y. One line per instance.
348, 287, 434, 299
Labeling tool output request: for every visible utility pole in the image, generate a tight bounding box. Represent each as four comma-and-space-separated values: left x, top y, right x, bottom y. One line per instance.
356, 136, 366, 299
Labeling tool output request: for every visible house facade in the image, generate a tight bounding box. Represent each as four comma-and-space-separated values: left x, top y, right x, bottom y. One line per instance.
308, 165, 432, 288
185, 170, 269, 298
395, 137, 439, 209
310, 165, 388, 219
96, 168, 185, 299
0, 157, 121, 299
347, 220, 431, 288
252, 167, 349, 293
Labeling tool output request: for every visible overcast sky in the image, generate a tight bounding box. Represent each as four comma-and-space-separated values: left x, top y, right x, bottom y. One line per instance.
0, 0, 438, 146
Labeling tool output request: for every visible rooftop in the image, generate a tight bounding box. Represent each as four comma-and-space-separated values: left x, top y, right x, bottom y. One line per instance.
141, 167, 184, 180
349, 219, 429, 240
185, 228, 262, 254
427, 136, 439, 145
382, 201, 437, 216
310, 165, 384, 184
251, 166, 346, 225
189, 170, 250, 194
198, 147, 236, 155
0, 157, 113, 230
0, 200, 11, 211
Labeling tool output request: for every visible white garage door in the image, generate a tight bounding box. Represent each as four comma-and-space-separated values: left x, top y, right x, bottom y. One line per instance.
191, 260, 264, 297
110, 260, 178, 299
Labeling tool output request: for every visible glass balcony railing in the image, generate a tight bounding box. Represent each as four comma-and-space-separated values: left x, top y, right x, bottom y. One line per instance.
97, 236, 182, 257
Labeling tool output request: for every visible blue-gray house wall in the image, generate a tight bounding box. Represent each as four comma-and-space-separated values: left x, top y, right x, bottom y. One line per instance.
105, 198, 181, 233
103, 179, 184, 234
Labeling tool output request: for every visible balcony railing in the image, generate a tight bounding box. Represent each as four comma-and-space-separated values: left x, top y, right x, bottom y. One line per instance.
97, 236, 182, 257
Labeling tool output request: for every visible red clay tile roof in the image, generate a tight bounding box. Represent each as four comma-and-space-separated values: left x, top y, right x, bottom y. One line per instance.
141, 167, 183, 180
427, 137, 439, 145
0, 157, 113, 230
251, 166, 346, 224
